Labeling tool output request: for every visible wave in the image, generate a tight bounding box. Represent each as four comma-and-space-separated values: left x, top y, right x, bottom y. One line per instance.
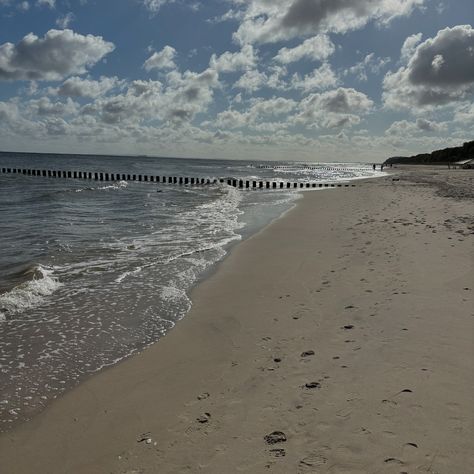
0, 264, 62, 321
75, 180, 129, 193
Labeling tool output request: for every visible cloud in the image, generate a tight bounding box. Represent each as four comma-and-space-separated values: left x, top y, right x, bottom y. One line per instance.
344, 53, 390, 81
400, 33, 422, 63
0, 100, 19, 124
144, 45, 177, 71
294, 87, 373, 129
0, 99, 45, 138
234, 69, 267, 92
232, 0, 425, 44
453, 103, 474, 124
51, 76, 122, 98
0, 29, 114, 81
383, 25, 474, 109
249, 97, 297, 117
141, 0, 173, 14
28, 96, 78, 116
56, 12, 75, 28
36, 0, 55, 8
274, 35, 335, 64
214, 96, 297, 130
214, 109, 250, 129
232, 64, 288, 92
208, 9, 244, 24
385, 118, 447, 135
85, 67, 220, 126
209, 45, 256, 73
290, 63, 339, 92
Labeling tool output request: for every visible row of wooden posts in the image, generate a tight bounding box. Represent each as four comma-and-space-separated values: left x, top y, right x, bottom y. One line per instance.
0, 167, 356, 189
256, 165, 369, 171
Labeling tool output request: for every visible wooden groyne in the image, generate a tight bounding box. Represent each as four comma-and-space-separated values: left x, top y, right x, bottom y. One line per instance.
0, 167, 356, 189
256, 165, 371, 171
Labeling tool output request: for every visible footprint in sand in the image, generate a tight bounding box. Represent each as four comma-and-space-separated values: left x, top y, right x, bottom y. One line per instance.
196, 413, 211, 423
384, 457, 404, 465
298, 453, 327, 470
269, 448, 286, 458
394, 389, 413, 397
382, 399, 398, 406
264, 431, 287, 444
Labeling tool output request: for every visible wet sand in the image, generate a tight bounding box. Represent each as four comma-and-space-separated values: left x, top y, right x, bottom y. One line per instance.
0, 169, 473, 473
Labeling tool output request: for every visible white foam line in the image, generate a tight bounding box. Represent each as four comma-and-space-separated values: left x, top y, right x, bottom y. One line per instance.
0, 265, 62, 320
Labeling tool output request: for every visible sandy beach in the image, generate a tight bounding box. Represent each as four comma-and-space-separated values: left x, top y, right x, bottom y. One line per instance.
0, 168, 473, 473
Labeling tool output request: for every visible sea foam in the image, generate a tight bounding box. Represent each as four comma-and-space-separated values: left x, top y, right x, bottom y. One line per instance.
0, 265, 62, 320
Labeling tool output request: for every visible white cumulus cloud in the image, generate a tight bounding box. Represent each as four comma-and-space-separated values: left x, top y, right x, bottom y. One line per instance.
290, 63, 339, 92
0, 29, 115, 81
209, 45, 257, 73
56, 12, 75, 28
295, 87, 373, 129
52, 76, 122, 98
141, 0, 173, 14
232, 0, 425, 44
274, 35, 335, 64
383, 25, 474, 109
144, 45, 177, 71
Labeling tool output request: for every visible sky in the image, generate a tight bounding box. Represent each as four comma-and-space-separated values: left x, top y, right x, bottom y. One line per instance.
0, 0, 473, 162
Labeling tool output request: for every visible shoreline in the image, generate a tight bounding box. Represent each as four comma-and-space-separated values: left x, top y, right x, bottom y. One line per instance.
0, 177, 361, 432
0, 171, 472, 473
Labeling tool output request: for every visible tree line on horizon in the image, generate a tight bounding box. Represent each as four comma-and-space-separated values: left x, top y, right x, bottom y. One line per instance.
385, 140, 474, 165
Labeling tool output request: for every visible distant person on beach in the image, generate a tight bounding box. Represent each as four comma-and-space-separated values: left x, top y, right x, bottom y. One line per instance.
373, 164, 376, 170
381, 164, 384, 171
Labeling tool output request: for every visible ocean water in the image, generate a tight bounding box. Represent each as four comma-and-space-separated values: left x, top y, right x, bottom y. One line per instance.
0, 152, 379, 429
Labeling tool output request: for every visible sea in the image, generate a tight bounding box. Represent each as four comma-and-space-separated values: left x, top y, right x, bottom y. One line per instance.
0, 152, 380, 430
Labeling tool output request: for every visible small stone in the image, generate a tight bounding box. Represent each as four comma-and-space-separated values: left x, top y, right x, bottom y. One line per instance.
301, 350, 315, 358
304, 382, 321, 389
197, 392, 210, 400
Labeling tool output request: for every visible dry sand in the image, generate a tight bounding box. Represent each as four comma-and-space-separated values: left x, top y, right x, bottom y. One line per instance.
0, 169, 473, 474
